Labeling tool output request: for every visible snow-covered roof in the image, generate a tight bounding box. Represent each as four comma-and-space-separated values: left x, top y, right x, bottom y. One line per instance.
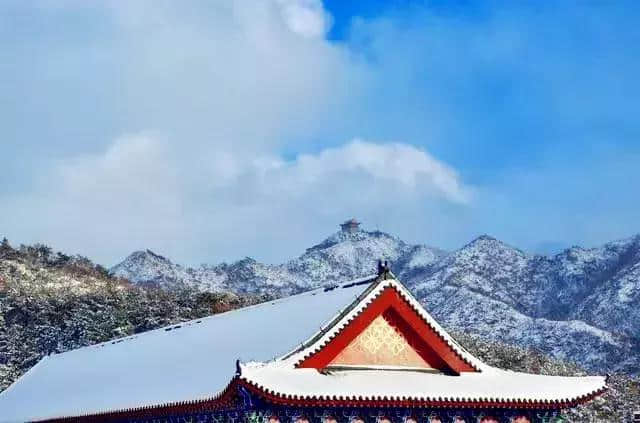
240, 278, 605, 407
0, 275, 607, 422
0, 276, 377, 423
241, 364, 605, 406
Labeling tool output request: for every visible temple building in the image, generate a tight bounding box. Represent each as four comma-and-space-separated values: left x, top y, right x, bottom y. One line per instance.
0, 267, 606, 423
340, 219, 361, 234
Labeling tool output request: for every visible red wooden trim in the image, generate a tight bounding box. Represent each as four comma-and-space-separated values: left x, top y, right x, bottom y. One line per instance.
297, 286, 476, 373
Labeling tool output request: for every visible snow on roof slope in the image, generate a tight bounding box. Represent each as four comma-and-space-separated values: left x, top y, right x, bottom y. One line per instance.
0, 276, 376, 423
241, 364, 606, 404
240, 277, 605, 406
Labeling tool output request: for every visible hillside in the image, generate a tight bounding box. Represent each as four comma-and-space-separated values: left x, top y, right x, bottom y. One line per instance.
111, 225, 640, 375
406, 235, 640, 374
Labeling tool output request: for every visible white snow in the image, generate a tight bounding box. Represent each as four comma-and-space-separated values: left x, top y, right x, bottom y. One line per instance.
239, 278, 605, 405
241, 365, 605, 404
0, 276, 376, 423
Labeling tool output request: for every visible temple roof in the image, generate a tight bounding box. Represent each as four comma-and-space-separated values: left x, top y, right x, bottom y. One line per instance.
0, 275, 607, 422
239, 278, 605, 408
0, 276, 376, 422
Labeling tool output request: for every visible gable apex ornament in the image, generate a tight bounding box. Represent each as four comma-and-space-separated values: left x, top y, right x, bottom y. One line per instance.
377, 259, 391, 280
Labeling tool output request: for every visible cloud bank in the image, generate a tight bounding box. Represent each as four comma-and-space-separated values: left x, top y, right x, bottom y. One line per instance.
4, 132, 468, 264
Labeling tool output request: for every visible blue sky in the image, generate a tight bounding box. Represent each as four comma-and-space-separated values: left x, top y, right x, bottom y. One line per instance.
1, 0, 639, 265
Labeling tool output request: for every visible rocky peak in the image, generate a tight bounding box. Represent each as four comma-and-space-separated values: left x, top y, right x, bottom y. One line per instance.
110, 249, 179, 284
442, 235, 528, 275
463, 234, 524, 254
306, 228, 401, 251
130, 249, 171, 264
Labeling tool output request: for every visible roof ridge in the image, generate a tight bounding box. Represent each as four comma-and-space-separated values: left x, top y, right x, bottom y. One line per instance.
279, 275, 386, 361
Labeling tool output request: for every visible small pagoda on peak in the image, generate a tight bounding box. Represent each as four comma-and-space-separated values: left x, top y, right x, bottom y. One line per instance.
0, 266, 606, 423
340, 218, 361, 233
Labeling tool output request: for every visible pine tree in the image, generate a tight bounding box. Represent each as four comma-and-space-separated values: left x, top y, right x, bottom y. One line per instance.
0, 238, 13, 259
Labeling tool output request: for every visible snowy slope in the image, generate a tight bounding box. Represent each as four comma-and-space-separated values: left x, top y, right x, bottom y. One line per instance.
111, 227, 640, 374
403, 235, 640, 374
569, 236, 640, 338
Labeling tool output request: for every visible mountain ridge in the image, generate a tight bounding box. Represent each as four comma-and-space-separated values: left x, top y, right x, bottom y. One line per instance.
111, 226, 640, 375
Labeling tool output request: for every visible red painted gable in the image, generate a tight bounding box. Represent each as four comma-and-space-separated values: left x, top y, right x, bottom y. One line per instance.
296, 286, 478, 374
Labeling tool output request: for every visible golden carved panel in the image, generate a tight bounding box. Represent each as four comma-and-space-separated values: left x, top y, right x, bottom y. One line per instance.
329, 315, 432, 368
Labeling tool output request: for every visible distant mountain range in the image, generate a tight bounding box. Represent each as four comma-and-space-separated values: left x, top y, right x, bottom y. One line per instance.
112, 225, 640, 375
111, 229, 446, 294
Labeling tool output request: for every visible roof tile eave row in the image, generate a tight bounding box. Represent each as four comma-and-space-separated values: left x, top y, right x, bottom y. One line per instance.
30, 369, 608, 423
239, 377, 608, 410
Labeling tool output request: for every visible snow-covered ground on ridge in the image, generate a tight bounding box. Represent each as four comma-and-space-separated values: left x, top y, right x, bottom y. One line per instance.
110, 227, 640, 374
1, 258, 124, 296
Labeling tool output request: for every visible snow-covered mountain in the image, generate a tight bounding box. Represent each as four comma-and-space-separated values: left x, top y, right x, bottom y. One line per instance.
404, 234, 640, 374
111, 226, 640, 374
111, 229, 446, 295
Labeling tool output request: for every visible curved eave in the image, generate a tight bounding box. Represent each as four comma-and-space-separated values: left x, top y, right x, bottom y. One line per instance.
31, 374, 608, 423
239, 377, 608, 411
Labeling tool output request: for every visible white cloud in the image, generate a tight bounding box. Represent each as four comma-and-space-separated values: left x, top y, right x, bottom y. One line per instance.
0, 0, 375, 264
55, 134, 180, 210
10, 1, 637, 264
285, 140, 470, 203
0, 0, 471, 265
275, 0, 332, 38
2, 133, 470, 265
